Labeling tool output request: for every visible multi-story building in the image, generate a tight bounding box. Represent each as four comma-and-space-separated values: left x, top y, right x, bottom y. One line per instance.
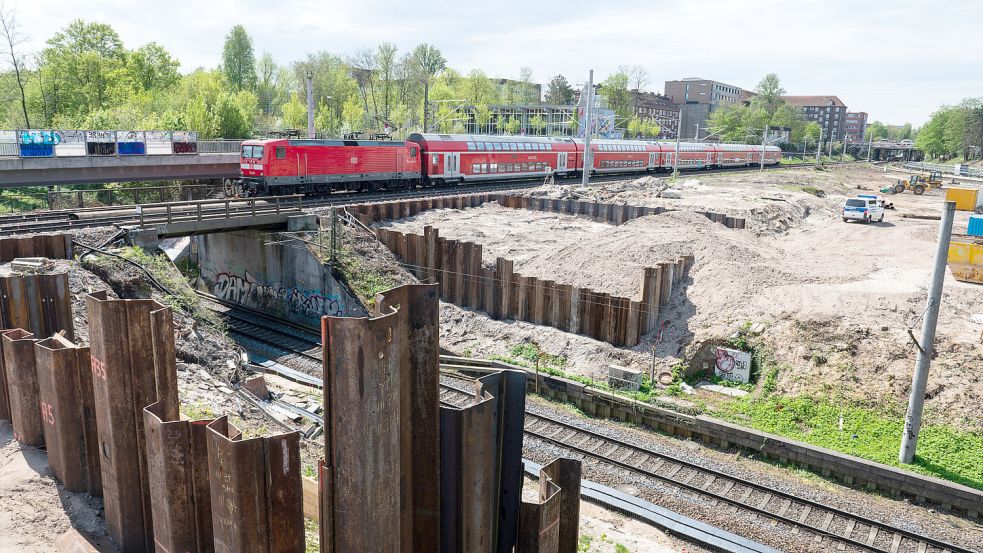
781, 95, 848, 141
494, 78, 542, 104
843, 111, 868, 143
630, 90, 680, 139
664, 77, 747, 139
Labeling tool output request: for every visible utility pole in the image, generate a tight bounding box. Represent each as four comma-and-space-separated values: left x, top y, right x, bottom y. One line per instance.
581, 70, 594, 187
866, 129, 873, 163
306, 70, 315, 139
672, 115, 682, 177
900, 201, 956, 464
841, 139, 848, 163
815, 127, 824, 169
828, 129, 834, 158
694, 122, 700, 142
759, 127, 768, 171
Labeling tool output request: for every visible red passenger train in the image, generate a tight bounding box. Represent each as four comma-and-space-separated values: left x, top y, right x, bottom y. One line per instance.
236, 133, 780, 196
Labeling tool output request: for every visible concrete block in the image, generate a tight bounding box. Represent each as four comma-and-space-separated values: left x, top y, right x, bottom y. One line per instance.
607, 365, 642, 391
287, 214, 317, 231
126, 228, 159, 249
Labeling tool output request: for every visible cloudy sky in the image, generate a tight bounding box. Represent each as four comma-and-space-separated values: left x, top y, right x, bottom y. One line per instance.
9, 0, 982, 125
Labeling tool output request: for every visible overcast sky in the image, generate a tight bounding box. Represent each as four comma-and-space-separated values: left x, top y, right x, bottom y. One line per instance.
10, 0, 982, 125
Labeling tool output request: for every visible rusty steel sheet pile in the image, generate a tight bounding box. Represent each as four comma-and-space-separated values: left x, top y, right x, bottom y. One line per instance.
85, 291, 180, 553
143, 400, 216, 553
517, 459, 582, 553
0, 272, 74, 342
33, 336, 102, 495
320, 289, 408, 552
374, 284, 441, 552
0, 233, 74, 262
1, 328, 43, 445
440, 387, 498, 553
206, 416, 304, 553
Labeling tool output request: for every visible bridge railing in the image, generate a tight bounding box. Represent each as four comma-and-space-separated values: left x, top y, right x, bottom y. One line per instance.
0, 130, 241, 158
905, 161, 983, 179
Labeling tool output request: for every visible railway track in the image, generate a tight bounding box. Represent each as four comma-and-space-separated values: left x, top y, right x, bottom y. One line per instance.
196, 293, 323, 372
197, 293, 968, 553
0, 161, 850, 235
437, 380, 973, 553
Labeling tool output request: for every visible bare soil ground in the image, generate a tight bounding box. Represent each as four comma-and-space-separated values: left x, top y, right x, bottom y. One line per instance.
385, 166, 983, 429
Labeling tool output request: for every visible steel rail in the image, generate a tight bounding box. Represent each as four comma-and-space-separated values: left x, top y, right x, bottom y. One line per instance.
438, 380, 972, 553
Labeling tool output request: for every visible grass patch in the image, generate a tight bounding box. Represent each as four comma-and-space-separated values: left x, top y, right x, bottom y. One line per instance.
781, 184, 824, 197
116, 246, 224, 328
0, 188, 48, 213
335, 247, 397, 308
180, 402, 217, 421
304, 518, 319, 553
715, 394, 983, 490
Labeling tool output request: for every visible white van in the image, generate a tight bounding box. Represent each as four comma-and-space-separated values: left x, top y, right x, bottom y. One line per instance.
842, 195, 885, 223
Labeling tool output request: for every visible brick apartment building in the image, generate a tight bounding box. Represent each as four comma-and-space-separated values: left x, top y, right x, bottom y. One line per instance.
630, 90, 680, 139
663, 78, 746, 139
843, 111, 868, 143
781, 95, 848, 141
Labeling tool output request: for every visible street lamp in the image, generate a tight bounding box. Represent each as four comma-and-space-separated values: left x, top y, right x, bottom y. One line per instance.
305, 70, 315, 139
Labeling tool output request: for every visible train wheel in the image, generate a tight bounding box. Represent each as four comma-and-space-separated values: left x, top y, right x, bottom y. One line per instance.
223, 178, 239, 197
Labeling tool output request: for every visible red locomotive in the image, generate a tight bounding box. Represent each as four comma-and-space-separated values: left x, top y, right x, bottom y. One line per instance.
236, 134, 780, 196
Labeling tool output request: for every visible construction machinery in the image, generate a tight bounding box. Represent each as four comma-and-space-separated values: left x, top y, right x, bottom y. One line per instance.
891, 172, 941, 195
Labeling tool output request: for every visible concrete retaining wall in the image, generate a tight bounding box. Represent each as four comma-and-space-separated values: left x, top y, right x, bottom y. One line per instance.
376, 226, 691, 347
194, 230, 364, 327
452, 360, 983, 518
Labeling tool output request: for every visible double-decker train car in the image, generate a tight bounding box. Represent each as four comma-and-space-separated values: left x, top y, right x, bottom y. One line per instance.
236, 133, 780, 196
238, 138, 421, 196
406, 133, 580, 184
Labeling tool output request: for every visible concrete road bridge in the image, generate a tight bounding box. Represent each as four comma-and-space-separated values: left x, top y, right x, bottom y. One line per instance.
0, 130, 242, 187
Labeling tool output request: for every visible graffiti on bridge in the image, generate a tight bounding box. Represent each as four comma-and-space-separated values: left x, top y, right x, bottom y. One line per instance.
213, 271, 343, 319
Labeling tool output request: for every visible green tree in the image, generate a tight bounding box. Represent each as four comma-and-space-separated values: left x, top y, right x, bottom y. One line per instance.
281, 92, 307, 130
461, 69, 495, 106
341, 95, 364, 133
502, 115, 520, 135
42, 19, 126, 119
126, 42, 179, 92
255, 52, 288, 115
751, 73, 785, 116
545, 74, 573, 105
222, 25, 256, 91
600, 70, 631, 126
529, 114, 547, 135
376, 42, 397, 123
473, 104, 492, 133
518, 67, 537, 104
627, 116, 642, 138
214, 90, 256, 138
0, 2, 32, 127
183, 95, 218, 138
412, 43, 446, 132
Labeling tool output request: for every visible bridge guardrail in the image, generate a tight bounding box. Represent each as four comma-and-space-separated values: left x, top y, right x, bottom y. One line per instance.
906, 161, 983, 179
0, 129, 243, 158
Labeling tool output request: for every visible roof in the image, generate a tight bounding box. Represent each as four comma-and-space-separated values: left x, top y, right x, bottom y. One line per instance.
781, 95, 846, 107
407, 133, 574, 144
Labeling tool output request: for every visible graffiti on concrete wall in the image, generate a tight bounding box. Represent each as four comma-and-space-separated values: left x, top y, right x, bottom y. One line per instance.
213, 270, 344, 319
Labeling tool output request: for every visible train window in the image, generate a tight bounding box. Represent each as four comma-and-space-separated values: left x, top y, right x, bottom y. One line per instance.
473, 164, 480, 173
510, 143, 518, 150
482, 163, 489, 173
484, 142, 493, 150
276, 146, 286, 159
490, 164, 498, 172
547, 144, 552, 150
432, 154, 439, 165
476, 142, 485, 150
409, 147, 417, 158
468, 142, 476, 150
493, 143, 502, 151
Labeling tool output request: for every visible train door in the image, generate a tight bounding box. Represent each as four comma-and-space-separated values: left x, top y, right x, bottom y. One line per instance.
557, 152, 568, 172
444, 152, 460, 179
648, 152, 656, 170
665, 152, 673, 168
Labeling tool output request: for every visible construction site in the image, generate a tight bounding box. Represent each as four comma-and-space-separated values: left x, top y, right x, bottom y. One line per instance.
1, 164, 982, 553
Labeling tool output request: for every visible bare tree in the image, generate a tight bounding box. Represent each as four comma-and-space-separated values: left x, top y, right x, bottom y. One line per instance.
625, 64, 650, 92
0, 1, 31, 127
375, 42, 397, 124
348, 48, 378, 127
